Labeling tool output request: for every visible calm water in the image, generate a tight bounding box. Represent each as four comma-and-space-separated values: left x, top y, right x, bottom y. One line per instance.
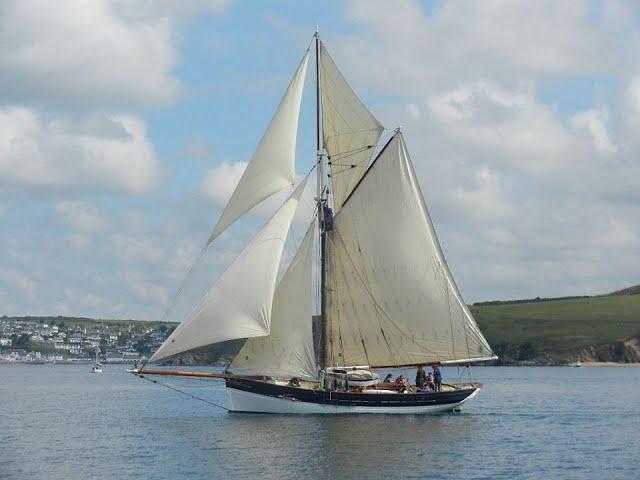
1, 365, 638, 479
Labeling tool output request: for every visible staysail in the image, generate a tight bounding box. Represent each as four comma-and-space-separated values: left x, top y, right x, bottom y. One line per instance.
208, 51, 309, 244
151, 176, 309, 362
324, 133, 494, 367
229, 221, 317, 379
319, 41, 384, 211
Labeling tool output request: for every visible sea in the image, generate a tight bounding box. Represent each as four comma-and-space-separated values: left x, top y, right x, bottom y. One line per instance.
0, 365, 638, 480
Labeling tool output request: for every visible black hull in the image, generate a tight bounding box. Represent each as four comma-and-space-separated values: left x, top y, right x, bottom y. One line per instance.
225, 378, 480, 412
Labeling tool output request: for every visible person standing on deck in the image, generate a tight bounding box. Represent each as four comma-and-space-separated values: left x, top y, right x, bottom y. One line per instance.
415, 365, 426, 388
432, 365, 442, 392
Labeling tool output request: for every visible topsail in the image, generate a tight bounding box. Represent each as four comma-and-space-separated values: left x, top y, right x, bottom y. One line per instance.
319, 41, 384, 211
208, 51, 309, 244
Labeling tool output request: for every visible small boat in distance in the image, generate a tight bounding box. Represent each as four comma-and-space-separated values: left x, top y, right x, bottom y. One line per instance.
134, 31, 497, 414
91, 348, 102, 373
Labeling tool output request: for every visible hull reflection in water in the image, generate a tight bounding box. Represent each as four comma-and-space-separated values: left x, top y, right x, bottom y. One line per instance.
226, 378, 480, 414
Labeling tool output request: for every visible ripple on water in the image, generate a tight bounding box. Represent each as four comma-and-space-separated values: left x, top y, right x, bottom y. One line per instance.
1, 365, 639, 480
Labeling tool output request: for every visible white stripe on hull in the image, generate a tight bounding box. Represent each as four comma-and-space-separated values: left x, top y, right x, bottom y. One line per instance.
226, 387, 480, 414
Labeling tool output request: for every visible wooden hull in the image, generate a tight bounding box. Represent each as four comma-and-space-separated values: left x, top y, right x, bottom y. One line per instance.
225, 378, 481, 414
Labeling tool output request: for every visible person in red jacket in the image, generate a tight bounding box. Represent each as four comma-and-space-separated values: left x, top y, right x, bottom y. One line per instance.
394, 374, 408, 393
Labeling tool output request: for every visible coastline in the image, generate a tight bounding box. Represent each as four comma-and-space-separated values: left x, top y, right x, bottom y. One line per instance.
580, 361, 640, 367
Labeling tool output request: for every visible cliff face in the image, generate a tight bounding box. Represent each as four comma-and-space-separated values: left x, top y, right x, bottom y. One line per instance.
493, 336, 640, 365
575, 337, 640, 363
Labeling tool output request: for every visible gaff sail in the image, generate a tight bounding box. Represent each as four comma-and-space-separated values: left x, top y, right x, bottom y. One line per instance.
324, 133, 494, 367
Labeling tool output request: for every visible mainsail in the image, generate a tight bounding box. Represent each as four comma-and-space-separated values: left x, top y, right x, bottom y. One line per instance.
229, 221, 317, 379
324, 132, 494, 367
319, 41, 384, 211
151, 176, 308, 362
208, 51, 309, 244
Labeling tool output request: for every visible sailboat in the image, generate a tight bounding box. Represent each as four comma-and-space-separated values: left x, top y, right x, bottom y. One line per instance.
91, 348, 102, 373
135, 32, 497, 414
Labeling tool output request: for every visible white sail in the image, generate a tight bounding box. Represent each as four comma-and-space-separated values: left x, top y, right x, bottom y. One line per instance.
151, 176, 309, 362
324, 133, 494, 367
208, 51, 309, 244
319, 41, 383, 211
229, 221, 317, 379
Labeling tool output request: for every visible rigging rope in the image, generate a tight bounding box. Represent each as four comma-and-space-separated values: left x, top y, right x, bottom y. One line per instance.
135, 373, 229, 411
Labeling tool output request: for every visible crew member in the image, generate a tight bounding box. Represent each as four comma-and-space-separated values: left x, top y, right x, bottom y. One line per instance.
432, 364, 442, 392
415, 365, 426, 388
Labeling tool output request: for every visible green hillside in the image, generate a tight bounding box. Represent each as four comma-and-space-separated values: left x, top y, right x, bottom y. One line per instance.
608, 284, 640, 296
471, 291, 640, 364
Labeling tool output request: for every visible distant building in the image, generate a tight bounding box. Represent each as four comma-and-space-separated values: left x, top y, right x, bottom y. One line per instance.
122, 351, 141, 363
104, 351, 124, 363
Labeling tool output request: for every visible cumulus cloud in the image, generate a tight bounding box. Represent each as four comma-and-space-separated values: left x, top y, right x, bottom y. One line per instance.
571, 108, 617, 154
0, 0, 179, 107
0, 108, 159, 193
110, 0, 231, 21
423, 81, 584, 174
201, 160, 248, 206
0, 0, 231, 108
341, 0, 635, 94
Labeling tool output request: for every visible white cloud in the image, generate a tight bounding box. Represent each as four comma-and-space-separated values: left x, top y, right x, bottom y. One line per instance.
571, 108, 617, 154
200, 160, 247, 206
55, 201, 108, 232
110, 0, 231, 21
443, 165, 515, 221
0, 108, 159, 193
341, 0, 635, 94
420, 80, 586, 174
0, 0, 181, 107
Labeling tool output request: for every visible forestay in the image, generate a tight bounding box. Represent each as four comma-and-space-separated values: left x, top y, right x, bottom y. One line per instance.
324, 133, 494, 367
151, 176, 309, 362
229, 221, 317, 379
208, 51, 309, 244
319, 41, 383, 211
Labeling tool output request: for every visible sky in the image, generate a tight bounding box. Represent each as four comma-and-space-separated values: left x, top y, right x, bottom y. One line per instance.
1, 0, 640, 320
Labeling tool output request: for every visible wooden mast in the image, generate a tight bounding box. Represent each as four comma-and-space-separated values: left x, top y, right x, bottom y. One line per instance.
315, 29, 328, 370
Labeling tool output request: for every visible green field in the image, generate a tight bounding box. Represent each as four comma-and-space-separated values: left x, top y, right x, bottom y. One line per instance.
471, 292, 640, 363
